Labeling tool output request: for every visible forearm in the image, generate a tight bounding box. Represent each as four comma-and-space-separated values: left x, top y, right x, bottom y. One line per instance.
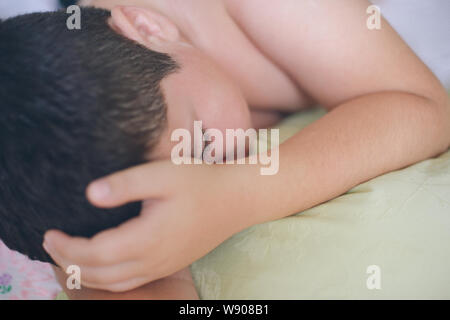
244, 92, 450, 225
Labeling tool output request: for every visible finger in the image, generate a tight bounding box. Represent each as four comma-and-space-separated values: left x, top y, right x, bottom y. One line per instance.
43, 230, 88, 270
76, 260, 144, 287
86, 161, 173, 208
43, 215, 150, 267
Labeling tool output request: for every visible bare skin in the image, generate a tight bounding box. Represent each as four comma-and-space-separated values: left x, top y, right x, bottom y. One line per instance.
53, 266, 198, 300
44, 0, 450, 298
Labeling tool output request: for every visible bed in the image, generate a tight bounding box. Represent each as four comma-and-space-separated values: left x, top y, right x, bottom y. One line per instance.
191, 102, 450, 299
0, 0, 449, 300
1, 96, 449, 300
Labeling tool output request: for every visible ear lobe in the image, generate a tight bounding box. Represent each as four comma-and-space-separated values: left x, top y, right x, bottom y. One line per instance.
110, 6, 180, 47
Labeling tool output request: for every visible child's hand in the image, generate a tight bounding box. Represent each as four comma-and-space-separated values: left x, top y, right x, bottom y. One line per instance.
43, 161, 259, 292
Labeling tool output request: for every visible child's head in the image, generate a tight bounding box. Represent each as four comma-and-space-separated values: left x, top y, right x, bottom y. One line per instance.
0, 8, 178, 263
0, 5, 252, 264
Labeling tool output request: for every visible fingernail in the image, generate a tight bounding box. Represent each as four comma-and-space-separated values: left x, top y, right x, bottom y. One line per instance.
89, 180, 111, 200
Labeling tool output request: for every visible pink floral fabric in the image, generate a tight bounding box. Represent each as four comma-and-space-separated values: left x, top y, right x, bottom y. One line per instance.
0, 241, 61, 300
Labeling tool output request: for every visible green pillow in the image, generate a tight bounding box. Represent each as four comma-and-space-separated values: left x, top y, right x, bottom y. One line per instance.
192, 104, 450, 299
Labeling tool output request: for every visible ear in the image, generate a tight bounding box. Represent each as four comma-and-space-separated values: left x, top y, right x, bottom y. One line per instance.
110, 6, 180, 48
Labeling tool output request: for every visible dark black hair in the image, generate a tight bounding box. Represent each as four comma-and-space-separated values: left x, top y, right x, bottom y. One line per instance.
0, 8, 178, 263
59, 0, 78, 8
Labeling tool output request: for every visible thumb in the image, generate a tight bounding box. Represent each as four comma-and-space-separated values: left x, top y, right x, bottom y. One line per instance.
86, 161, 171, 208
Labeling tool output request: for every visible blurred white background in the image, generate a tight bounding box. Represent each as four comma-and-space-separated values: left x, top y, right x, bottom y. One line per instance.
371, 0, 450, 88
0, 0, 60, 18
0, 0, 449, 88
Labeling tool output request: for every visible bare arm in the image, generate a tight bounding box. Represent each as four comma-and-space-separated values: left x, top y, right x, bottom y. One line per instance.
225, 0, 450, 223
42, 0, 450, 292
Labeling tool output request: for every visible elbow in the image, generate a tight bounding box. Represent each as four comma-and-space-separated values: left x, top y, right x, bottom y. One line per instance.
424, 91, 450, 154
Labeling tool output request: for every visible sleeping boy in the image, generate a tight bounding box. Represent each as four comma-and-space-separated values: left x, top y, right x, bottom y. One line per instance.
1, 0, 449, 299
0, 8, 197, 299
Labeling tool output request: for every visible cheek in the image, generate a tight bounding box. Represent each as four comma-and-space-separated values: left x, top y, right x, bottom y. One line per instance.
201, 100, 252, 159
193, 61, 251, 130
202, 95, 251, 133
